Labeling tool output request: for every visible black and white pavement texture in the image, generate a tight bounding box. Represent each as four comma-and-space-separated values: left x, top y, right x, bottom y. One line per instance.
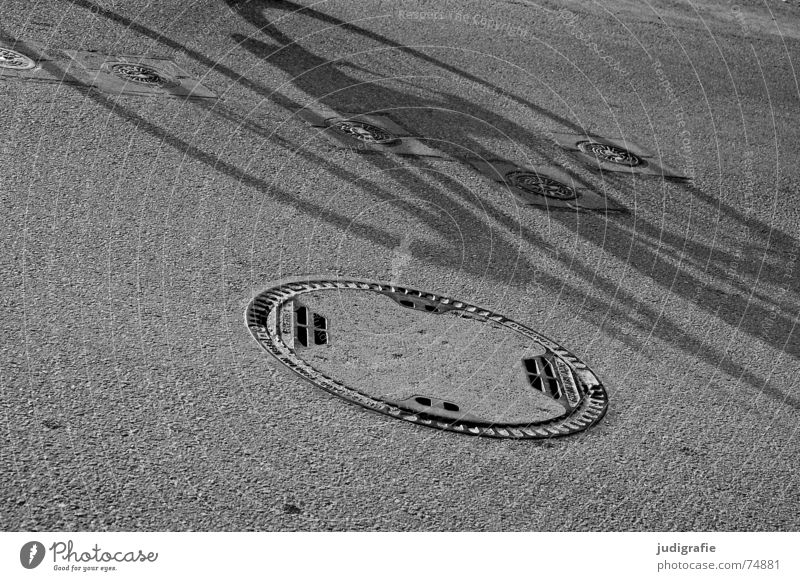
2, 0, 799, 531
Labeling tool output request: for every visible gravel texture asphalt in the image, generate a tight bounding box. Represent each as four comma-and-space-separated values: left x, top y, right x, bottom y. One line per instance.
1, 0, 799, 531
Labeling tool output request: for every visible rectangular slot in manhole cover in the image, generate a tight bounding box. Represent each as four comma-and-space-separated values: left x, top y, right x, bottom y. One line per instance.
297, 107, 448, 158
467, 158, 626, 212
62, 50, 216, 99
551, 132, 689, 179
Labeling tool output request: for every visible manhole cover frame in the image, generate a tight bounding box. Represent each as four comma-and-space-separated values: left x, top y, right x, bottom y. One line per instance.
296, 107, 450, 158
466, 158, 626, 212
62, 50, 217, 99
246, 277, 608, 439
551, 133, 689, 178
0, 46, 36, 70
0, 41, 82, 84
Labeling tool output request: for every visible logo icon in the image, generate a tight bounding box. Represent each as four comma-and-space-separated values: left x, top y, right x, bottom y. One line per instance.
20, 541, 45, 569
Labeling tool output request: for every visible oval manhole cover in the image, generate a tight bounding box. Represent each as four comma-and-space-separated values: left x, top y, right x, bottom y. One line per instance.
577, 141, 644, 167
504, 170, 579, 201
107, 63, 177, 87
327, 119, 401, 146
246, 278, 608, 439
0, 47, 36, 70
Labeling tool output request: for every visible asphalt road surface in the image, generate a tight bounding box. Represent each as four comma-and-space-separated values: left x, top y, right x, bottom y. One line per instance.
2, 0, 799, 531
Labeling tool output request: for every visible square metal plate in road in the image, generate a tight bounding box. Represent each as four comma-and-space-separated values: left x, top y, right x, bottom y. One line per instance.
551, 133, 688, 178
63, 50, 216, 99
0, 41, 77, 84
297, 107, 447, 158
467, 158, 626, 212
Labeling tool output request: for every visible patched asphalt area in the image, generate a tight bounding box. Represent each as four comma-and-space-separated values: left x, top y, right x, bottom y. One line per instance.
1, 0, 799, 531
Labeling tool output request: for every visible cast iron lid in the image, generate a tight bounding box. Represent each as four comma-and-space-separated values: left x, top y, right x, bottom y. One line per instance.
326, 118, 401, 145
105, 62, 179, 87
576, 141, 645, 167
503, 170, 579, 200
0, 47, 36, 70
246, 278, 608, 439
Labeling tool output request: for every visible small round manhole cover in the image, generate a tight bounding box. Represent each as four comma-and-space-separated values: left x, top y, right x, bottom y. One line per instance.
504, 171, 578, 201
576, 141, 644, 167
328, 119, 400, 145
246, 278, 608, 439
108, 63, 177, 87
0, 47, 36, 70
